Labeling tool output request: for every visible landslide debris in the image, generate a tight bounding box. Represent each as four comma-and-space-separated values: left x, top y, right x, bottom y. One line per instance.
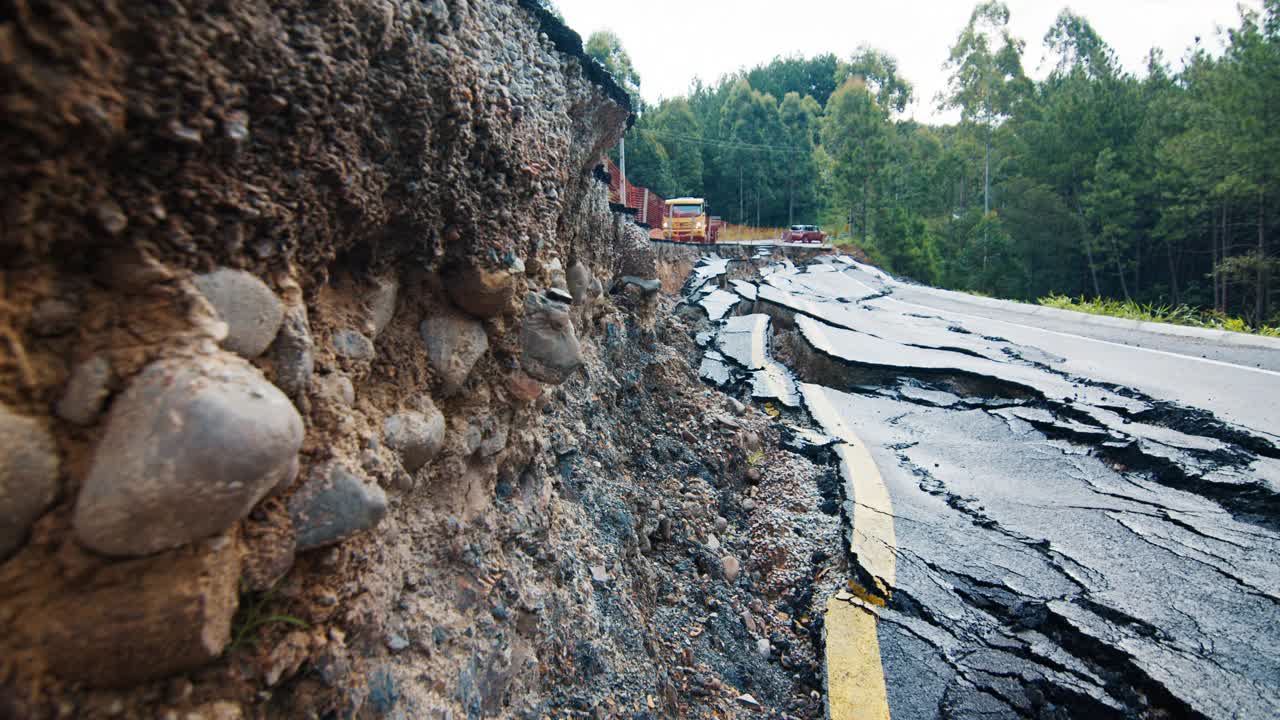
0, 1, 849, 718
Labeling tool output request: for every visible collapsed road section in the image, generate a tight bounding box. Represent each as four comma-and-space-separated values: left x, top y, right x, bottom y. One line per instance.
683, 252, 1280, 719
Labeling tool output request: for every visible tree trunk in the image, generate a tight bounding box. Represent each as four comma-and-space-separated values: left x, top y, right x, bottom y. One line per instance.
861, 177, 869, 244
1166, 238, 1180, 305
1133, 233, 1141, 298
1212, 206, 1221, 310
788, 174, 794, 226
738, 165, 744, 224
984, 130, 991, 216
1112, 238, 1131, 302
1222, 204, 1230, 313
1258, 189, 1268, 323
1075, 200, 1102, 297
747, 172, 757, 225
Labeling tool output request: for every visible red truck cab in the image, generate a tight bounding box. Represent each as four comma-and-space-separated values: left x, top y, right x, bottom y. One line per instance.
782, 225, 826, 244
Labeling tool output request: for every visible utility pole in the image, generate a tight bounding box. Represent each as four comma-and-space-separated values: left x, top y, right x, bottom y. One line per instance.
619, 137, 627, 209
738, 165, 744, 224
788, 175, 794, 227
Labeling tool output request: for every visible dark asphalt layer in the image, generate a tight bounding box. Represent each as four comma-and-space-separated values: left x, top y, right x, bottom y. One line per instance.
685, 254, 1280, 719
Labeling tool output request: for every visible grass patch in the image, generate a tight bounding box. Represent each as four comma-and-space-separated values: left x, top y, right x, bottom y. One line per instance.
1038, 294, 1280, 337
229, 585, 309, 651
719, 223, 787, 242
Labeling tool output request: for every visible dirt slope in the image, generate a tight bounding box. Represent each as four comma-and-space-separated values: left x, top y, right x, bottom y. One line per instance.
0, 2, 842, 718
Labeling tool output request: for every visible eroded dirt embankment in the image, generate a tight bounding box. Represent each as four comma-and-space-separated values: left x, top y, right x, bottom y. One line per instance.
0, 2, 845, 718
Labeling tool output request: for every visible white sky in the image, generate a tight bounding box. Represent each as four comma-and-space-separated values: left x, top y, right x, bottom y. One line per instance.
552, 0, 1263, 123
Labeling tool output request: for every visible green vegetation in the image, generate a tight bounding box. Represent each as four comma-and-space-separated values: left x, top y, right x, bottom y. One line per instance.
585, 30, 642, 108
229, 585, 308, 651
1038, 294, 1280, 337
602, 1, 1280, 331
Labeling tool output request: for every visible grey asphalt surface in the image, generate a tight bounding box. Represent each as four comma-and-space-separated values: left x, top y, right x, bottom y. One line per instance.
888, 281, 1280, 372
687, 254, 1280, 719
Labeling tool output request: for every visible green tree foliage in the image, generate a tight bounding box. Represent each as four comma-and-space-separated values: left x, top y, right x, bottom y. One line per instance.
941, 1, 1027, 216
822, 78, 890, 242
602, 2, 1278, 325
746, 54, 840, 107
1083, 148, 1138, 299
622, 122, 676, 198
835, 47, 914, 113
779, 92, 821, 224
585, 30, 641, 108
875, 208, 941, 284
719, 81, 787, 224
644, 99, 703, 193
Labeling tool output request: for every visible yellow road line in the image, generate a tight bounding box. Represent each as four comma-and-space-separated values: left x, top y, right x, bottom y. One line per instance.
825, 593, 891, 720
800, 382, 898, 719
833, 442, 896, 595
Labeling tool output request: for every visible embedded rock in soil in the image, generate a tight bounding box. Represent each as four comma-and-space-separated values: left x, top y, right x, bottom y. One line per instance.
0, 404, 61, 560
722, 555, 741, 582
445, 264, 516, 318
421, 309, 489, 396
567, 260, 593, 304
193, 269, 285, 359
614, 276, 662, 296
314, 372, 355, 407
28, 533, 241, 687
271, 304, 314, 402
29, 297, 79, 337
507, 370, 543, 403
366, 276, 400, 337
73, 355, 304, 557
289, 461, 388, 551
546, 258, 569, 291
520, 292, 583, 384
56, 355, 112, 426
332, 328, 375, 361
384, 403, 446, 472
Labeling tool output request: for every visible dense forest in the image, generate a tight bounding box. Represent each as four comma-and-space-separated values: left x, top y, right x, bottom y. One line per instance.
583, 1, 1280, 328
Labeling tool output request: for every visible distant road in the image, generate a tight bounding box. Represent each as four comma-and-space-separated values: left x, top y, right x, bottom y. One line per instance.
853, 268, 1280, 435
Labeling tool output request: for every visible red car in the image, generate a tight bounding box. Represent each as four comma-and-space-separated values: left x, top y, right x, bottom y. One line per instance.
782, 224, 826, 244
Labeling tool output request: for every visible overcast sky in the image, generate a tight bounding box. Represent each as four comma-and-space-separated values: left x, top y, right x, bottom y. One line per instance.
551, 0, 1263, 123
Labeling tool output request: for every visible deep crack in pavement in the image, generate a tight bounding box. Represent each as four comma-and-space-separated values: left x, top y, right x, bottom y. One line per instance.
683, 251, 1280, 719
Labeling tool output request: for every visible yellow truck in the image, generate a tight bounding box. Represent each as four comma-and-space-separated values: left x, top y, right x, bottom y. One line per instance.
663, 197, 720, 243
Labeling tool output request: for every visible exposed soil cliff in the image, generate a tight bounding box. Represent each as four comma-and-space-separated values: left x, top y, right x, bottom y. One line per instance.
0, 2, 840, 718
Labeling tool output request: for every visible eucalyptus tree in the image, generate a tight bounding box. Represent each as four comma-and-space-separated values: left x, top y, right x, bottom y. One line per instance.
940, 1, 1027, 217
823, 77, 891, 242
779, 92, 821, 224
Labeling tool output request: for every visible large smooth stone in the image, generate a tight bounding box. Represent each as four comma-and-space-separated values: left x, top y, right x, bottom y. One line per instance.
421, 309, 488, 396
384, 401, 446, 472
73, 355, 304, 557
0, 404, 60, 560
366, 276, 400, 337
566, 261, 593, 304
520, 292, 583, 385
193, 269, 285, 358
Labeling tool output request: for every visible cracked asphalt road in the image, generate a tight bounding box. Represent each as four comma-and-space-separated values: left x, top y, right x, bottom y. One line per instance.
688, 253, 1280, 719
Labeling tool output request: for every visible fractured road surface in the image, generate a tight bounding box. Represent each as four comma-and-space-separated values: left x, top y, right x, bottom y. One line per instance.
685, 252, 1280, 719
